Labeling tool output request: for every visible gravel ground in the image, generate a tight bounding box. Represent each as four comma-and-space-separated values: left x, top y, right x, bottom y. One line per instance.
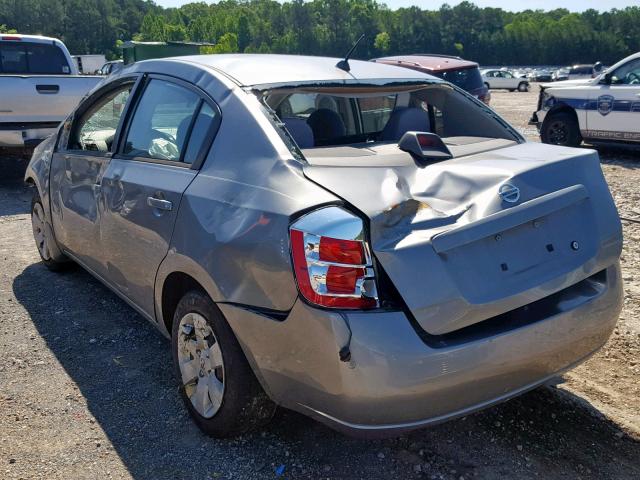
1, 89, 639, 480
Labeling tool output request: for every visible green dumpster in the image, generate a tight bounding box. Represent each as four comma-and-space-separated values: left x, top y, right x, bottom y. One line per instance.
121, 41, 215, 65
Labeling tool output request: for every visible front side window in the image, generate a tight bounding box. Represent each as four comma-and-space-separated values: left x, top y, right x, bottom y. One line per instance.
611, 59, 640, 85
123, 79, 201, 161
70, 85, 132, 152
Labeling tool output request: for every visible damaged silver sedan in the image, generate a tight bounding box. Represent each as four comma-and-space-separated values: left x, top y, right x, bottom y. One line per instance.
25, 54, 623, 438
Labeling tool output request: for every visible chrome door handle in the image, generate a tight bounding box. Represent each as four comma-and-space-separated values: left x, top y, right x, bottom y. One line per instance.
92, 183, 101, 194
147, 196, 173, 211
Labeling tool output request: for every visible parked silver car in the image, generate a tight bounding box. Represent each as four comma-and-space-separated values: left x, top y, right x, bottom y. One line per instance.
26, 54, 623, 438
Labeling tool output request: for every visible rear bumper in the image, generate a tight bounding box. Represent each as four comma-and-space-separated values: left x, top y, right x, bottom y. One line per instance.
0, 122, 59, 148
220, 263, 622, 437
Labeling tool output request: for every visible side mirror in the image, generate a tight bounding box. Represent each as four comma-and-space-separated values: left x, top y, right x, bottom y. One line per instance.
601, 72, 613, 85
398, 132, 452, 165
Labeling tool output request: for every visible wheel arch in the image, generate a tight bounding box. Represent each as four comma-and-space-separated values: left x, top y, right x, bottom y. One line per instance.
160, 271, 207, 335
542, 103, 579, 126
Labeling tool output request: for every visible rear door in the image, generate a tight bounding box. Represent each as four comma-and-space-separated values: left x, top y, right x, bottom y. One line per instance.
49, 77, 137, 276
587, 58, 640, 142
98, 75, 221, 315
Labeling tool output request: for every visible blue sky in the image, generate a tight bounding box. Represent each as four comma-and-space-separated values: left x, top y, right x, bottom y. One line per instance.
154, 0, 638, 11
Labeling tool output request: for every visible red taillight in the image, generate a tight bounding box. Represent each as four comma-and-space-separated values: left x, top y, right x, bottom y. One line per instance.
290, 207, 378, 310
319, 237, 364, 264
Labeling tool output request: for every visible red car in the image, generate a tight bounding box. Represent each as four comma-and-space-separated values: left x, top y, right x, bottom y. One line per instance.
372, 54, 491, 105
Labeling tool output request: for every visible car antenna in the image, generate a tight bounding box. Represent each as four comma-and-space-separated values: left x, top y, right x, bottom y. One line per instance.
336, 34, 365, 72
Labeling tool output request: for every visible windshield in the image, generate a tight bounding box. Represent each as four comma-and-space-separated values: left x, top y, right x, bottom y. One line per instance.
0, 41, 71, 74
263, 83, 518, 149
429, 67, 484, 92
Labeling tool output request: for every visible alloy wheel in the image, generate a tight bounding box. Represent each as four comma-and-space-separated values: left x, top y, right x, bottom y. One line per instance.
547, 121, 569, 145
31, 203, 51, 261
177, 312, 225, 418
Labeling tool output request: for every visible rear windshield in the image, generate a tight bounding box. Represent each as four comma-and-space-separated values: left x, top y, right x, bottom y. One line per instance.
0, 41, 71, 74
263, 83, 517, 149
429, 67, 483, 92
570, 66, 592, 75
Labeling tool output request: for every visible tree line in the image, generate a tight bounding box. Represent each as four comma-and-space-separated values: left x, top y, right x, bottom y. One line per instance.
1, 0, 639, 65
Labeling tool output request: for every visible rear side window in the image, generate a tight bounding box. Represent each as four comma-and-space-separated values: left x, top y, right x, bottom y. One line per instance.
123, 79, 201, 162
182, 103, 218, 165
0, 43, 27, 73
0, 41, 70, 74
432, 67, 484, 92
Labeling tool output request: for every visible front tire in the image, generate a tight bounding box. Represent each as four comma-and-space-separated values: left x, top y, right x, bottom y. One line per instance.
541, 112, 582, 147
518, 82, 529, 92
31, 192, 69, 271
171, 290, 276, 438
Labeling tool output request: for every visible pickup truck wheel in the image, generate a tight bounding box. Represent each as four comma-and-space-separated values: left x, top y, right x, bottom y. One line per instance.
31, 193, 69, 271
518, 82, 529, 92
541, 112, 582, 147
171, 290, 276, 438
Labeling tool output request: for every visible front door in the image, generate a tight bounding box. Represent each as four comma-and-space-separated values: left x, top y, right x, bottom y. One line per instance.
49, 80, 135, 276
587, 58, 640, 143
98, 76, 220, 315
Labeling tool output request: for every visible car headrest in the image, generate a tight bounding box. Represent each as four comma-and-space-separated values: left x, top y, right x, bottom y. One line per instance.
282, 117, 315, 149
306, 108, 346, 146
382, 107, 431, 142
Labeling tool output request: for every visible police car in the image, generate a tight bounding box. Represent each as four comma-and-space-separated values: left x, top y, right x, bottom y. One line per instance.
530, 52, 640, 148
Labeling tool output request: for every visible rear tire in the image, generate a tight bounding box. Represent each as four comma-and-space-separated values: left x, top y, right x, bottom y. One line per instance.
31, 192, 69, 271
171, 290, 276, 438
541, 112, 582, 147
518, 82, 529, 92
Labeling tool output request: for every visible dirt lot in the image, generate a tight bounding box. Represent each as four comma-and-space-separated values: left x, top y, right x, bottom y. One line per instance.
1, 88, 639, 480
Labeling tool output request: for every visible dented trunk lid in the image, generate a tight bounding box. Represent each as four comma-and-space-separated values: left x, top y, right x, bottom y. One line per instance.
302, 141, 622, 335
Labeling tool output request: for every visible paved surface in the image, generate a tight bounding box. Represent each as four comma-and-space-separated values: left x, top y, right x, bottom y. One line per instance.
1, 90, 639, 479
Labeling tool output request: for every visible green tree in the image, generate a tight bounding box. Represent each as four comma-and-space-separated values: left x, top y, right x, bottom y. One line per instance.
213, 32, 239, 53
374, 31, 390, 53
0, 0, 637, 65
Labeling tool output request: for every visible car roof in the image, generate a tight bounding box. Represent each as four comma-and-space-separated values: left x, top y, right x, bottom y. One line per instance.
372, 54, 479, 72
0, 34, 61, 44
170, 54, 434, 87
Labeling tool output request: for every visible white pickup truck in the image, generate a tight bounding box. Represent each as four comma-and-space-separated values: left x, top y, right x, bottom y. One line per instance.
0, 34, 104, 150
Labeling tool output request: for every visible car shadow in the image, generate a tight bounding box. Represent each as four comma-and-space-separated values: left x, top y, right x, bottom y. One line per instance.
596, 144, 640, 167
12, 262, 640, 479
